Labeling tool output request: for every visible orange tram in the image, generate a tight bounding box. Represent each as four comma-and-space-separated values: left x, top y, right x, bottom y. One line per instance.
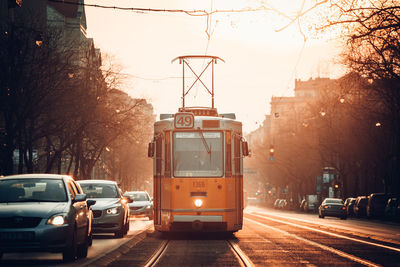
148, 55, 249, 232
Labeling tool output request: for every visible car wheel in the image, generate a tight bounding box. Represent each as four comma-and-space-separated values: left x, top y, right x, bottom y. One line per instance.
320, 214, 325, 218
77, 227, 89, 259
341, 216, 347, 220
114, 219, 125, 238
124, 218, 130, 235
63, 229, 78, 262
88, 230, 93, 247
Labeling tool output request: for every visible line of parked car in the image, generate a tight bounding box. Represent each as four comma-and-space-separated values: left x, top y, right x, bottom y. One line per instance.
273, 192, 400, 222
344, 193, 400, 220
0, 173, 153, 262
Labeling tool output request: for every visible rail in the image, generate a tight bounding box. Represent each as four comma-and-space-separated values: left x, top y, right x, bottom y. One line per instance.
143, 240, 169, 267
226, 240, 255, 267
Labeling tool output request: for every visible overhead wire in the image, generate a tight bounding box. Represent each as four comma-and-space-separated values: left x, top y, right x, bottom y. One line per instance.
48, 0, 274, 17
51, 0, 323, 114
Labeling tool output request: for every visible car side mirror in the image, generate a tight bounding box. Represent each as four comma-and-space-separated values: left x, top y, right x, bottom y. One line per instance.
87, 199, 96, 208
242, 141, 249, 157
148, 142, 155, 158
73, 193, 87, 203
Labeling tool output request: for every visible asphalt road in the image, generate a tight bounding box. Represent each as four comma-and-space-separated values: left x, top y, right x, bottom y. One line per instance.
2, 207, 400, 266
0, 217, 153, 267
108, 206, 400, 266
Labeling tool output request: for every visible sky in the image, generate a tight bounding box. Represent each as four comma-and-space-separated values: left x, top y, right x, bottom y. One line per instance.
85, 0, 345, 133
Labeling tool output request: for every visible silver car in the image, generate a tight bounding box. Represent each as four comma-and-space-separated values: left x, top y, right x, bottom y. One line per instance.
0, 174, 95, 262
124, 191, 153, 220
318, 198, 347, 220
78, 180, 130, 238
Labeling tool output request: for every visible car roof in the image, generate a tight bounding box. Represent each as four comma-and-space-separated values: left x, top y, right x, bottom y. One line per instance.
1, 173, 70, 180
77, 179, 118, 185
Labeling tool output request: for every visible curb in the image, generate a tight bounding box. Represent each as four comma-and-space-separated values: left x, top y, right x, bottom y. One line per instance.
84, 226, 152, 267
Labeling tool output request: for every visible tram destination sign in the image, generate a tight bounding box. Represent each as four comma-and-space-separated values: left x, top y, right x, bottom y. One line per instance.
174, 112, 194, 129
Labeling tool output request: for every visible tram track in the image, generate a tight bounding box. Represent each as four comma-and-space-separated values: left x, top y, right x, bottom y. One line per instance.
250, 210, 400, 247
226, 240, 255, 267
142, 238, 255, 267
244, 213, 400, 266
143, 239, 169, 267
248, 212, 400, 253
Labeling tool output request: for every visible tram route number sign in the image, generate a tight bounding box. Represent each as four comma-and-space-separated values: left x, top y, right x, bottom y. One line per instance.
174, 113, 194, 129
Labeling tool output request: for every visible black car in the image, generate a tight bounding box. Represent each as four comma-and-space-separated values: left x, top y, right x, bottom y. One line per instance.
354, 196, 368, 217
367, 193, 392, 218
344, 197, 356, 216
385, 197, 400, 220
318, 198, 347, 219
0, 174, 95, 262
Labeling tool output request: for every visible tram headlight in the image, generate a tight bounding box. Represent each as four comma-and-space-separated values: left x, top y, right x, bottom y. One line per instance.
194, 199, 203, 208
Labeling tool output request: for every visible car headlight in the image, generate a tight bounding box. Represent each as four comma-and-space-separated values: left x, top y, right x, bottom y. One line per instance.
47, 214, 66, 226
106, 207, 120, 215
146, 205, 152, 209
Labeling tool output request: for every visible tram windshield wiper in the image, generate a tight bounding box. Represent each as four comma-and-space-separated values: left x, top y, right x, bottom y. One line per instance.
197, 128, 211, 156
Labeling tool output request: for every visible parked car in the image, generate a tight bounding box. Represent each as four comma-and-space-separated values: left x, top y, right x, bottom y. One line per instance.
123, 191, 153, 220
277, 199, 288, 209
366, 193, 391, 218
385, 197, 400, 220
0, 174, 95, 262
78, 180, 130, 238
318, 198, 347, 219
353, 196, 368, 217
345, 198, 356, 216
273, 199, 281, 209
303, 195, 318, 212
300, 199, 306, 211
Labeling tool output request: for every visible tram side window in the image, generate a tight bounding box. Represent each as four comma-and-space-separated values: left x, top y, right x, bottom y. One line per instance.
225, 131, 232, 177
234, 134, 241, 175
156, 136, 162, 176
165, 131, 171, 177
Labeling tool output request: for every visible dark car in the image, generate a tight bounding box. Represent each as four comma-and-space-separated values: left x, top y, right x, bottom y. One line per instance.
0, 174, 95, 262
78, 180, 130, 238
300, 199, 306, 211
385, 197, 400, 220
367, 193, 392, 218
124, 191, 153, 220
344, 197, 356, 216
353, 196, 368, 217
318, 198, 347, 219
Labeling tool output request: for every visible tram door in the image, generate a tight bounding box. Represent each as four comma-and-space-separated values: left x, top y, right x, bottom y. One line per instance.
154, 136, 162, 225
234, 134, 243, 226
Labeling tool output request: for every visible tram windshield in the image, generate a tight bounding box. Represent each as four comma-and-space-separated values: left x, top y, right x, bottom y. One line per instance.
173, 131, 223, 177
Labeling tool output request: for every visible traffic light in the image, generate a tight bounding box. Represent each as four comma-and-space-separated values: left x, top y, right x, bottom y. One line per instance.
269, 145, 274, 161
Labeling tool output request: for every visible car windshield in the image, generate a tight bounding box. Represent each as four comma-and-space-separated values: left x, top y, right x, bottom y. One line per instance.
0, 178, 67, 202
325, 199, 344, 204
173, 131, 223, 177
126, 192, 149, 202
80, 183, 119, 198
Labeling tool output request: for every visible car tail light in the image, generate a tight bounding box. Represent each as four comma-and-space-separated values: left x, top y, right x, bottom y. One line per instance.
324, 205, 329, 209
342, 206, 346, 210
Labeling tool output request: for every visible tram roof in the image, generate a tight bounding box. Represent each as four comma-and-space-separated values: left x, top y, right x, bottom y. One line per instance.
154, 113, 242, 131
